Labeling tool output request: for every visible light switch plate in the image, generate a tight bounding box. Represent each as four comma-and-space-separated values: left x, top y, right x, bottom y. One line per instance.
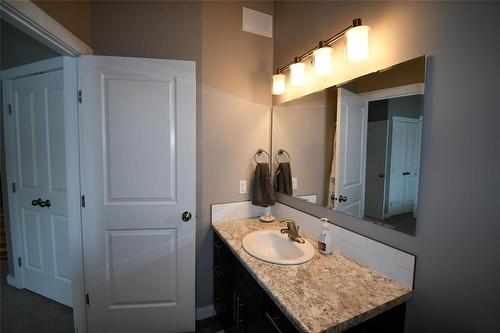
239, 180, 247, 194
292, 177, 298, 190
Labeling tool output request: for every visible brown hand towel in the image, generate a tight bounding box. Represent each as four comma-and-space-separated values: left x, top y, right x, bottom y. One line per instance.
276, 162, 293, 195
252, 163, 275, 207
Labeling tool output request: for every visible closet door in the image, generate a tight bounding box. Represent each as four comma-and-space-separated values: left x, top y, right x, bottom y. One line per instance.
388, 120, 407, 215
388, 117, 422, 217
8, 69, 71, 306
403, 120, 422, 215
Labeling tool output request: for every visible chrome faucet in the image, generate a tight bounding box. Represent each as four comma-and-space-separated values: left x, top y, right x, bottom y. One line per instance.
280, 219, 305, 244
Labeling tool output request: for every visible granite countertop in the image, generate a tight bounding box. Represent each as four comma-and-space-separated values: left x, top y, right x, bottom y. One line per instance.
212, 218, 412, 333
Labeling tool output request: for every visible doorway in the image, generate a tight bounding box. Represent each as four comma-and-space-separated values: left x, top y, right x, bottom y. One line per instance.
1, 18, 77, 333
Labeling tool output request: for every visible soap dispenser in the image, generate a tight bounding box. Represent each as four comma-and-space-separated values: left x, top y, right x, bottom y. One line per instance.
318, 218, 333, 255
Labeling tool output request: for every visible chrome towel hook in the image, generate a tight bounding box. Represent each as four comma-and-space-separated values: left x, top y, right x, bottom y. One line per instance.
275, 149, 290, 163
254, 149, 270, 164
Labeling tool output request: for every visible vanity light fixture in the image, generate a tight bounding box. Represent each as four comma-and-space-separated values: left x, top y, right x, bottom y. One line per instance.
272, 70, 286, 95
345, 18, 370, 62
313, 41, 333, 76
290, 57, 306, 87
272, 18, 369, 95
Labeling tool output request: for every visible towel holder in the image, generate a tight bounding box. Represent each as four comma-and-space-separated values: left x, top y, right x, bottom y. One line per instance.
254, 149, 270, 164
275, 149, 290, 163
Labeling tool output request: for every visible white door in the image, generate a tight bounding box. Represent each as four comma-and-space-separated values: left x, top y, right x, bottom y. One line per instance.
364, 120, 388, 220
388, 117, 422, 216
78, 55, 196, 333
334, 88, 368, 218
6, 69, 72, 306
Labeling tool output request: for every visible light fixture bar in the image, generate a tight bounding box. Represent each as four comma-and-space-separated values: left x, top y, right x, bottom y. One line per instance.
276, 18, 362, 74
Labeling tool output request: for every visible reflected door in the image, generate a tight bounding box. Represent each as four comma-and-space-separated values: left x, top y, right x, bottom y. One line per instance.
9, 69, 72, 306
388, 117, 422, 216
334, 88, 368, 218
79, 56, 196, 333
365, 120, 388, 220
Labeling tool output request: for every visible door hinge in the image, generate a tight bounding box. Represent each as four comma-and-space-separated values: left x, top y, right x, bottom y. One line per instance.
81, 195, 86, 208
11, 182, 16, 193
86, 293, 90, 305
17, 257, 22, 267
8, 104, 12, 115
78, 90, 82, 103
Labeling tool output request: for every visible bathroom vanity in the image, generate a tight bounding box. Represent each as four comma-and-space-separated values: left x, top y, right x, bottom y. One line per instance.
212, 218, 412, 333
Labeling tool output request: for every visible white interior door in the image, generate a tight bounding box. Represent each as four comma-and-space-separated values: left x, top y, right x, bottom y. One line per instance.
78, 55, 196, 333
388, 117, 422, 216
334, 88, 368, 218
7, 69, 72, 306
364, 120, 388, 220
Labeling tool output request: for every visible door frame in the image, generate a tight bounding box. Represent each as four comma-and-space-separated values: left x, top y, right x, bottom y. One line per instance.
1, 58, 86, 333
0, 3, 91, 332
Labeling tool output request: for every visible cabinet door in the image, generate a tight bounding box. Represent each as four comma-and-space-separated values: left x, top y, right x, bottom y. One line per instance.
262, 299, 299, 333
232, 274, 261, 333
213, 233, 231, 331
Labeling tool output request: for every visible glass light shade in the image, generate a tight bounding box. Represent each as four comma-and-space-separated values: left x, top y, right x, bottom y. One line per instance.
346, 25, 370, 62
313, 46, 333, 76
272, 73, 286, 95
290, 62, 306, 86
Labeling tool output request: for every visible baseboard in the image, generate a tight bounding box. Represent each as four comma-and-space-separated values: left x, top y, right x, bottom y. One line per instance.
196, 304, 216, 320
6, 274, 21, 288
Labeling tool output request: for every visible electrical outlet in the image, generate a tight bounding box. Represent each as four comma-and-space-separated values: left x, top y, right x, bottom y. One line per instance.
239, 180, 247, 194
292, 177, 298, 190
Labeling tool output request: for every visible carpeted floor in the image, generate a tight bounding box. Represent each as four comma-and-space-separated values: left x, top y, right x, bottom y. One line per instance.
0, 260, 224, 333
0, 260, 74, 333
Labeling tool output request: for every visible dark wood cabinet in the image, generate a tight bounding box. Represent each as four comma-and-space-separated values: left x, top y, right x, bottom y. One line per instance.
213, 231, 406, 333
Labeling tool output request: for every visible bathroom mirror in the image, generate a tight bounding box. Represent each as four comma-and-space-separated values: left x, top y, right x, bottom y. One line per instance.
272, 56, 426, 236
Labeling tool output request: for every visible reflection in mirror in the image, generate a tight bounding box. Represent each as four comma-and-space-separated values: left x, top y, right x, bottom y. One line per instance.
272, 56, 426, 236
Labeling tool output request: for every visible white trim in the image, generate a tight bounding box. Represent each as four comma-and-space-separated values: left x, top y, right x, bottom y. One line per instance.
1, 73, 24, 290
360, 83, 425, 101
6, 274, 20, 288
0, 57, 63, 80
392, 116, 423, 124
0, 0, 92, 56
1, 57, 86, 333
196, 304, 216, 320
63, 56, 86, 333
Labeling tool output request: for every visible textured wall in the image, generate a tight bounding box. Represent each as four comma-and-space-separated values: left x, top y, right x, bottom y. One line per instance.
274, 2, 500, 332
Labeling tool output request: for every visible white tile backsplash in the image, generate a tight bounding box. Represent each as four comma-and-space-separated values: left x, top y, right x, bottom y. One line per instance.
210, 201, 416, 290
381, 260, 414, 289
211, 201, 266, 224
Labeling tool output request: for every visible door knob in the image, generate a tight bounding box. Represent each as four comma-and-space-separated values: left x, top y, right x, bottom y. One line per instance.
330, 194, 338, 201
378, 173, 385, 178
181, 211, 192, 222
31, 198, 51, 207
338, 195, 347, 202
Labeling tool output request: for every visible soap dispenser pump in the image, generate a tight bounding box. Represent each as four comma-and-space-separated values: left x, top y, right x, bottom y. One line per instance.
318, 218, 333, 255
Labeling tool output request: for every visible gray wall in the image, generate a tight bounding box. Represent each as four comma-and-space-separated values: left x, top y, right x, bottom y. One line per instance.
0, 20, 59, 70
273, 90, 328, 204
274, 2, 500, 332
90, 0, 273, 309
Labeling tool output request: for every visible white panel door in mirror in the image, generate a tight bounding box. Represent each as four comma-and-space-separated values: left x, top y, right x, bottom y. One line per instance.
102, 75, 176, 203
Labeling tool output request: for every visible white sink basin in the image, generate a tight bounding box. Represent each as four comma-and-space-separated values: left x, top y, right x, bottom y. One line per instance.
242, 230, 315, 265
